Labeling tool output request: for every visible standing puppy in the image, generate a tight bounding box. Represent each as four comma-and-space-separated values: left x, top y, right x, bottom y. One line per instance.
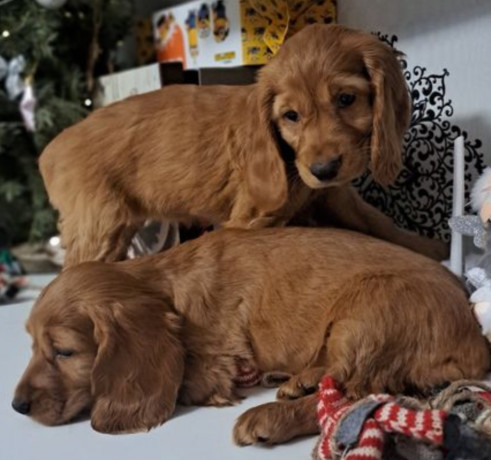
40, 24, 444, 266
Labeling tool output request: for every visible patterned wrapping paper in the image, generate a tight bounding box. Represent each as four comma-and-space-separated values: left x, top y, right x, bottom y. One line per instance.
241, 0, 337, 64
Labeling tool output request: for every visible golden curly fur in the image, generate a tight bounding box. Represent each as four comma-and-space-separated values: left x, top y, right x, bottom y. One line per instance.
39, 24, 446, 267
13, 228, 488, 439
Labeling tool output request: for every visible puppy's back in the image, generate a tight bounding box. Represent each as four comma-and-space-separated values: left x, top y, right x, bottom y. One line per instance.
163, 227, 489, 389
38, 84, 253, 217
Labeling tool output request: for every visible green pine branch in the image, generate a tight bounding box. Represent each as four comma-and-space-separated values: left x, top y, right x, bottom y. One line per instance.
0, 0, 133, 245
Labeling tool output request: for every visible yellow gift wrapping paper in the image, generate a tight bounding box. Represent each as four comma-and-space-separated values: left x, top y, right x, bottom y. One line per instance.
241, 0, 337, 65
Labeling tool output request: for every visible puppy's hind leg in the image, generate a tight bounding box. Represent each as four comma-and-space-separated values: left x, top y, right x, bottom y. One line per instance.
61, 205, 139, 267
319, 273, 490, 399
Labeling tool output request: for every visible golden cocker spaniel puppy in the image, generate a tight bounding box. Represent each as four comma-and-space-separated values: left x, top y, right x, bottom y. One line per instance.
39, 24, 446, 267
13, 228, 488, 441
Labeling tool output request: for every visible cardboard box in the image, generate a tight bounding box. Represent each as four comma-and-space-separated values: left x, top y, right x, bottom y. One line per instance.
96, 63, 161, 107
153, 0, 337, 70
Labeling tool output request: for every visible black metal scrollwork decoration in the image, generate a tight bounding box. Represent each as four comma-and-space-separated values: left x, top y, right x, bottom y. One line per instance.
354, 34, 485, 242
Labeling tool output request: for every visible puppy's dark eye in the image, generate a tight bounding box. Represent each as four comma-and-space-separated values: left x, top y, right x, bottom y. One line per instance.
54, 349, 74, 358
283, 110, 300, 122
337, 93, 356, 108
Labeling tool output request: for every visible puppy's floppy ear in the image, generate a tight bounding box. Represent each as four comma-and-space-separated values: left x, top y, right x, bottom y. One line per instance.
245, 75, 288, 213
86, 297, 184, 434
362, 40, 411, 185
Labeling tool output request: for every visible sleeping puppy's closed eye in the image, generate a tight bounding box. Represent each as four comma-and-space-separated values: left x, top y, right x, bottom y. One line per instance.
37, 24, 444, 268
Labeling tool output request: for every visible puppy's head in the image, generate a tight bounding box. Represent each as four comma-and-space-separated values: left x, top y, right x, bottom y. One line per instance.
250, 24, 410, 207
12, 263, 184, 434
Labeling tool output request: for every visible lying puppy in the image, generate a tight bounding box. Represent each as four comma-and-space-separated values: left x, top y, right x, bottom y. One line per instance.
12, 228, 488, 440
39, 24, 445, 267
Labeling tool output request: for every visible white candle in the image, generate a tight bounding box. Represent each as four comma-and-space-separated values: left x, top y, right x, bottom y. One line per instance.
450, 135, 465, 276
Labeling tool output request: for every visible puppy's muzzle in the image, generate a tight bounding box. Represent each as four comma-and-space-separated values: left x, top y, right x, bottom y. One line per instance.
310, 157, 342, 181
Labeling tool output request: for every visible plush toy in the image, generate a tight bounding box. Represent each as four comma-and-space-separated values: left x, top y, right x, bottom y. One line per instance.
0, 248, 27, 303
449, 167, 491, 342
314, 376, 491, 460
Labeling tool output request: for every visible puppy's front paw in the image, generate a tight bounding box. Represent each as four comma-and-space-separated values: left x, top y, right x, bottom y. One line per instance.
233, 394, 320, 446
233, 402, 290, 446
276, 367, 325, 400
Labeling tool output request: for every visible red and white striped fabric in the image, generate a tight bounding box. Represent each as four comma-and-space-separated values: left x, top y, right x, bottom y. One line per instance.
316, 376, 447, 460
233, 358, 262, 388
374, 400, 446, 445
316, 377, 354, 459
343, 419, 385, 460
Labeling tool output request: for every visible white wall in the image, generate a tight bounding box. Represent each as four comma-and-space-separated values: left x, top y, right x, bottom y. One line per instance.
339, 0, 491, 163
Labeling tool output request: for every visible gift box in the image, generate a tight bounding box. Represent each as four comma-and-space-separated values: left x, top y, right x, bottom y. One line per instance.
153, 0, 337, 70
136, 17, 157, 66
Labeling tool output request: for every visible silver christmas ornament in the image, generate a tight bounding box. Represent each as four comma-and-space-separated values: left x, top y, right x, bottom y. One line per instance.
34, 0, 67, 9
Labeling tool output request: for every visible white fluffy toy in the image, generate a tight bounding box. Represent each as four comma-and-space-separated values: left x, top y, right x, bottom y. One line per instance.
450, 167, 491, 342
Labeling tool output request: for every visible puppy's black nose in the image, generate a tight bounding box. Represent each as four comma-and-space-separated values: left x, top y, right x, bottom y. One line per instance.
12, 398, 31, 415
310, 157, 342, 181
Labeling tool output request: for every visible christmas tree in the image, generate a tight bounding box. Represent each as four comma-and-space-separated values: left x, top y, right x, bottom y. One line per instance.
0, 0, 133, 246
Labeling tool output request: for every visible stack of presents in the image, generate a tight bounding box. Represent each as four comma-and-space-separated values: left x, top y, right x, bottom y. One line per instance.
152, 0, 337, 69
